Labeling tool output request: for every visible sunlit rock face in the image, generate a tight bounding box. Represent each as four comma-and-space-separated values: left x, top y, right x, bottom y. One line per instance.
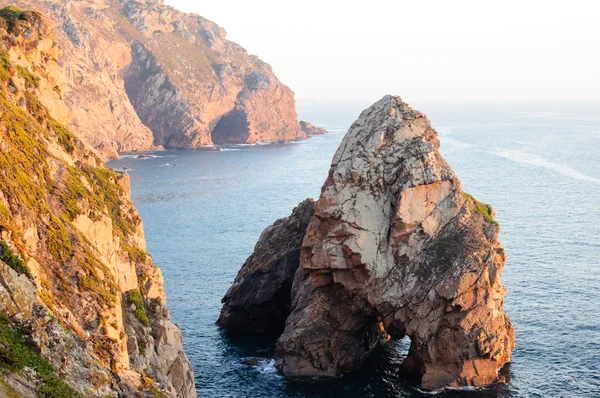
0, 11, 195, 396
221, 95, 514, 391
1, 0, 307, 158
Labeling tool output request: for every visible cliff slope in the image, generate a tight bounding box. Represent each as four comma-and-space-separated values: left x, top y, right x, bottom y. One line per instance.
0, 10, 195, 396
220, 96, 515, 391
0, 0, 307, 158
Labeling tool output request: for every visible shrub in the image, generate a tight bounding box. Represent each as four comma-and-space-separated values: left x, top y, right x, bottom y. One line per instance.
15, 65, 39, 88
464, 192, 499, 225
0, 316, 79, 397
128, 290, 149, 326
0, 7, 27, 32
0, 240, 28, 275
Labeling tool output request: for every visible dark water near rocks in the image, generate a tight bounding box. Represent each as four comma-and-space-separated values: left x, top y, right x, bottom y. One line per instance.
109, 100, 600, 398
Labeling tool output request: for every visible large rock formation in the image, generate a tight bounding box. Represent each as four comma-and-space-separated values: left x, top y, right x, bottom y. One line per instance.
0, 0, 307, 158
220, 95, 514, 391
218, 199, 315, 335
0, 11, 195, 396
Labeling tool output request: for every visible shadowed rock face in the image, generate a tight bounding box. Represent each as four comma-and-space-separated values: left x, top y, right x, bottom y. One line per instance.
221, 95, 514, 391
218, 199, 316, 335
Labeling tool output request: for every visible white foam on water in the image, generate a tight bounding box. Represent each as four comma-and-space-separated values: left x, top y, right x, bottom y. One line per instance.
258, 359, 279, 375
437, 128, 473, 150
495, 149, 600, 183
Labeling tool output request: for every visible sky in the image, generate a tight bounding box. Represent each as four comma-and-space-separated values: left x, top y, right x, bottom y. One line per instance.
165, 0, 599, 103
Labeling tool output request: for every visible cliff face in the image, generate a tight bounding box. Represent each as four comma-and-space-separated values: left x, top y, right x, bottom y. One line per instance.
0, 10, 195, 396
0, 0, 307, 157
220, 96, 515, 391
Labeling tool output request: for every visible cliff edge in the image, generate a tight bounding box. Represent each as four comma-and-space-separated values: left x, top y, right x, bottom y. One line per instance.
0, 9, 195, 396
0, 0, 307, 158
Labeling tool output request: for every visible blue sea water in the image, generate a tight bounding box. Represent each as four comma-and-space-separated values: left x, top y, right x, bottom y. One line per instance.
108, 100, 600, 398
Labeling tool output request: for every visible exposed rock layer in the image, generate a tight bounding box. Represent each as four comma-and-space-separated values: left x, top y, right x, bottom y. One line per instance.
0, 0, 307, 158
220, 96, 515, 391
0, 12, 195, 396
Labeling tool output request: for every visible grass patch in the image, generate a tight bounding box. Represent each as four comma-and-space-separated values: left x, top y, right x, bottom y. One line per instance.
46, 216, 72, 263
48, 120, 75, 153
128, 290, 149, 327
15, 65, 39, 88
464, 192, 499, 225
0, 316, 79, 397
0, 48, 11, 83
0, 240, 28, 275
0, 7, 27, 32
122, 243, 147, 264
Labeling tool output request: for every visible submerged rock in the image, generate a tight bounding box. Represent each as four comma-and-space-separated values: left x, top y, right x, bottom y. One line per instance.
220, 95, 514, 391
218, 199, 315, 335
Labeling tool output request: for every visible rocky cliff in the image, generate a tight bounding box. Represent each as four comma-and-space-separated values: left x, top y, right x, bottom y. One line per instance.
0, 10, 195, 396
299, 120, 327, 135
0, 0, 307, 158
220, 96, 515, 391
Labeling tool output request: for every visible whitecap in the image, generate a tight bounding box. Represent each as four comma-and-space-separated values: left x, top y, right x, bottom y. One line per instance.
258, 359, 279, 375
495, 149, 600, 183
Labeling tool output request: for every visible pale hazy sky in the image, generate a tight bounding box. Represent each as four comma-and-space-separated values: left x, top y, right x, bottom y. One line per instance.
165, 0, 599, 103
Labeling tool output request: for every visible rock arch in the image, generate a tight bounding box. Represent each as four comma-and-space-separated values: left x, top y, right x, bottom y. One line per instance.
220, 96, 514, 390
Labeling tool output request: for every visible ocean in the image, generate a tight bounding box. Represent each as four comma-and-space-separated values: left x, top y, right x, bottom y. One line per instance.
108, 99, 600, 398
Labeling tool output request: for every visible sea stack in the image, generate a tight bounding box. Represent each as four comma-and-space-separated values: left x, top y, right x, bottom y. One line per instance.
220, 95, 515, 390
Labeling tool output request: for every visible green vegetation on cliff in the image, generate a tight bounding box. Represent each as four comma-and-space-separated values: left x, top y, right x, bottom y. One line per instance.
128, 289, 149, 326
0, 241, 28, 275
0, 7, 27, 32
0, 316, 79, 397
464, 192, 499, 225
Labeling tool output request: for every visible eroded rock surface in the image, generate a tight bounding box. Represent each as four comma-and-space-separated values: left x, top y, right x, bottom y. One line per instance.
0, 12, 195, 396
300, 120, 328, 135
0, 0, 308, 157
218, 199, 315, 335
221, 95, 514, 391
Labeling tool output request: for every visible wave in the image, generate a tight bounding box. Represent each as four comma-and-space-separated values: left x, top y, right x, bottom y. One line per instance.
495, 149, 600, 183
257, 359, 279, 375
436, 128, 473, 150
